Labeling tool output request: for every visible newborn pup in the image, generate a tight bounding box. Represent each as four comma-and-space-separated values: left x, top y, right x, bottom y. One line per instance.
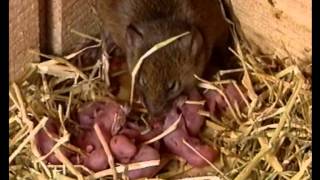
163, 108, 219, 167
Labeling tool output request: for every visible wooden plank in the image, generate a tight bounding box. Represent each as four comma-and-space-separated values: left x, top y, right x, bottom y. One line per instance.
9, 0, 40, 82
231, 0, 311, 63
47, 0, 100, 55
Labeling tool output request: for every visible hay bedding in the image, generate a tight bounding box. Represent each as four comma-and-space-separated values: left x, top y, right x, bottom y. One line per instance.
9, 5, 311, 180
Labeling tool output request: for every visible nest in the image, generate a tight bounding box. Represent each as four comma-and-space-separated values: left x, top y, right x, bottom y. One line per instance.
9, 2, 311, 180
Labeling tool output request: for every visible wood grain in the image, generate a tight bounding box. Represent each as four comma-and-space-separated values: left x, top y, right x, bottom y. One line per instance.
231, 0, 311, 62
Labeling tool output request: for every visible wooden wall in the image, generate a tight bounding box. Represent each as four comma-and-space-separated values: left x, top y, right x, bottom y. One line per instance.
9, 0, 312, 82
9, 0, 40, 82
46, 0, 100, 55
9, 0, 100, 82
231, 0, 311, 63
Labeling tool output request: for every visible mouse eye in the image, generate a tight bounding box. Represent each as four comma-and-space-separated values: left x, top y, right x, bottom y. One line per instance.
139, 76, 147, 86
168, 80, 180, 93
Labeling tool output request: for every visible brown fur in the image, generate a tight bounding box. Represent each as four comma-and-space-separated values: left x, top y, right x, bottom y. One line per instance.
95, 0, 230, 115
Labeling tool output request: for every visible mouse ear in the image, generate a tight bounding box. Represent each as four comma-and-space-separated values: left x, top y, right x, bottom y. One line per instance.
188, 27, 204, 57
126, 24, 143, 48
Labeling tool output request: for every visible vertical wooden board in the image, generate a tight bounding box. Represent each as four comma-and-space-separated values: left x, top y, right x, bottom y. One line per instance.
9, 0, 40, 82
61, 0, 100, 54
231, 0, 311, 63
47, 0, 100, 55
47, 0, 63, 54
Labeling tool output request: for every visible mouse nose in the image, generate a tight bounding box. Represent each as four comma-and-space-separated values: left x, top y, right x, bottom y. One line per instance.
148, 104, 165, 116
145, 100, 167, 116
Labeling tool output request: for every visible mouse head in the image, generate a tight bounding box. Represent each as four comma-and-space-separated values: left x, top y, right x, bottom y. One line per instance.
125, 24, 208, 116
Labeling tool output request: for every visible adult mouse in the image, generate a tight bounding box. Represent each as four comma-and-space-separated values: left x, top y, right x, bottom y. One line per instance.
95, 0, 230, 116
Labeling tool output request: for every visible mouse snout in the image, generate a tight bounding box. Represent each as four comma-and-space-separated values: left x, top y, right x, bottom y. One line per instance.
146, 101, 166, 116
144, 97, 168, 116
